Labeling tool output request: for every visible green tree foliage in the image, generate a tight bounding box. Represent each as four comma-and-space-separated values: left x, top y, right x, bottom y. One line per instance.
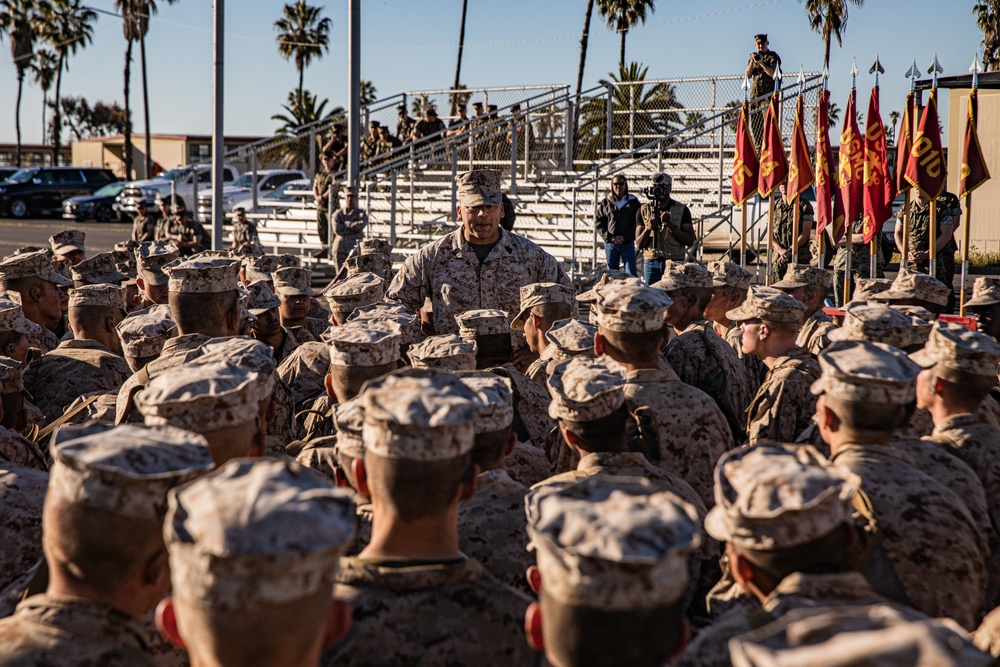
799, 0, 865, 72
274, 0, 331, 107
596, 0, 655, 68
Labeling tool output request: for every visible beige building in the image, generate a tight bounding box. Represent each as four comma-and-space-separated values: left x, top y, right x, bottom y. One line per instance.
71, 133, 263, 180
947, 86, 1000, 253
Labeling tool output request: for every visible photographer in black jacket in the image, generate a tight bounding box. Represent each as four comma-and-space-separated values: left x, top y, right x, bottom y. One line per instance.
594, 175, 642, 277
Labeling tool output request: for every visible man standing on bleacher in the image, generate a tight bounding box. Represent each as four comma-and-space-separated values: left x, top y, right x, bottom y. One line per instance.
387, 169, 571, 343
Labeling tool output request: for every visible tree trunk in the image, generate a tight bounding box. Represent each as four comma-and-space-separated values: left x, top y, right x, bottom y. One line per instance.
452, 0, 468, 114
620, 30, 626, 70
298, 67, 304, 109
124, 39, 134, 181
15, 72, 24, 168
141, 32, 151, 178
823, 33, 831, 73
53, 54, 65, 165
573, 0, 596, 160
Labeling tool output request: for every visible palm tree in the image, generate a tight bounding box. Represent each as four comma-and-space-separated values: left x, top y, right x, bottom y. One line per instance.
130, 0, 177, 178
270, 89, 340, 171
799, 0, 865, 72
1, 0, 50, 167
39, 0, 95, 165
452, 0, 468, 113
30, 48, 58, 144
975, 1, 1000, 71
115, 0, 142, 180
576, 61, 684, 161
274, 1, 331, 108
359, 80, 377, 106
887, 109, 900, 144
596, 0, 655, 69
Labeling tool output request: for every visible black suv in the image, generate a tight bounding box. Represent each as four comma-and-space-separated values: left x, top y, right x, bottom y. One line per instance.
0, 167, 118, 218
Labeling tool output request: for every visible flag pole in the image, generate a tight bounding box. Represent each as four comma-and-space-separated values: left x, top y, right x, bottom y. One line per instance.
816, 69, 828, 268
790, 67, 806, 266
960, 57, 981, 316
927, 57, 943, 280
766, 196, 775, 285
740, 76, 751, 269
843, 62, 857, 304
869, 56, 884, 279
900, 59, 919, 270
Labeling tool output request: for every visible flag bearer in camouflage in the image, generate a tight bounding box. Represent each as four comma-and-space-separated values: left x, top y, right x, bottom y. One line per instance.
523, 476, 702, 667
115, 256, 243, 424
592, 280, 732, 507
679, 444, 921, 667
772, 264, 837, 355
834, 213, 887, 305
734, 605, 992, 667
655, 261, 754, 444
0, 423, 213, 665
387, 168, 570, 341
49, 229, 87, 266
813, 340, 987, 629
135, 240, 177, 308
0, 250, 71, 353
24, 285, 130, 426
706, 260, 767, 386
511, 282, 577, 377
321, 368, 536, 667
768, 186, 814, 284
455, 371, 534, 596
273, 266, 329, 341
727, 286, 819, 443
158, 458, 356, 666
894, 190, 962, 302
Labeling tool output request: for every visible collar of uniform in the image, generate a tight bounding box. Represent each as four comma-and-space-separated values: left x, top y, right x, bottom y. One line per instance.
452, 226, 512, 262
472, 468, 525, 497
578, 451, 649, 471
159, 332, 212, 355
56, 338, 111, 353
829, 441, 915, 467
932, 412, 982, 436
623, 366, 682, 384
771, 347, 813, 369
16, 594, 150, 651
764, 571, 880, 614
335, 554, 486, 592
677, 319, 711, 335
809, 309, 832, 323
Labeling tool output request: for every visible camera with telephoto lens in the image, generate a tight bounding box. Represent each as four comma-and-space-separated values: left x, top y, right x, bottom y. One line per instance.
643, 183, 670, 216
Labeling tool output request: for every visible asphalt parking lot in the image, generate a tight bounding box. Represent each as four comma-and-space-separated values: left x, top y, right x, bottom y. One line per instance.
0, 218, 132, 257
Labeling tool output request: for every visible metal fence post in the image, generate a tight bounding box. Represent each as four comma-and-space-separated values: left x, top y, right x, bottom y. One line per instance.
628, 85, 635, 152
523, 114, 530, 179
710, 79, 717, 150
716, 123, 725, 212
593, 168, 600, 270
308, 128, 316, 180
564, 99, 574, 170
605, 83, 614, 154
509, 120, 518, 196
390, 172, 397, 247
251, 149, 258, 212
571, 188, 578, 279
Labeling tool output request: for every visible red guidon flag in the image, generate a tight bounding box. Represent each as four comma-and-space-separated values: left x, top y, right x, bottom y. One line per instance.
961, 88, 991, 197
815, 89, 845, 242
837, 88, 865, 225
785, 94, 815, 202
895, 92, 914, 194
904, 88, 946, 198
757, 94, 788, 198
731, 101, 760, 205
861, 86, 896, 243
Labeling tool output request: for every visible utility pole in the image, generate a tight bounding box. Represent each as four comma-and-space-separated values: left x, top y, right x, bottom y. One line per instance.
347, 0, 360, 195
211, 0, 225, 250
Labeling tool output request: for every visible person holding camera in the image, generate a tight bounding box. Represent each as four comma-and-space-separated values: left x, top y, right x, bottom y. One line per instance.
636, 173, 695, 284
745, 33, 781, 146
594, 175, 642, 277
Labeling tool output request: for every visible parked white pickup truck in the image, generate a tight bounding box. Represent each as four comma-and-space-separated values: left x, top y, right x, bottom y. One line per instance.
195, 169, 306, 222
115, 164, 240, 218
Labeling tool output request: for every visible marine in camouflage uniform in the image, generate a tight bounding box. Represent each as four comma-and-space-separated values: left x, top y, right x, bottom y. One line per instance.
229, 208, 259, 252
746, 34, 781, 147
386, 169, 570, 341
727, 286, 820, 443
0, 250, 72, 354
896, 191, 961, 292
313, 153, 336, 249
814, 340, 988, 630
129, 202, 155, 243
772, 264, 837, 357
834, 213, 886, 305
769, 197, 814, 285
24, 285, 131, 426
0, 448, 47, 617
153, 203, 209, 257
322, 370, 535, 667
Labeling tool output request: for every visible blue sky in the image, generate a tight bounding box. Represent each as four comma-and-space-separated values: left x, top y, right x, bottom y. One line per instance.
0, 0, 986, 145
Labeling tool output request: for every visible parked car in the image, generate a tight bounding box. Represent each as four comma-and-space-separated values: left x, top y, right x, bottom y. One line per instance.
196, 169, 306, 222
0, 167, 19, 182
115, 164, 239, 219
62, 182, 126, 222
0, 167, 117, 218
255, 178, 313, 215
